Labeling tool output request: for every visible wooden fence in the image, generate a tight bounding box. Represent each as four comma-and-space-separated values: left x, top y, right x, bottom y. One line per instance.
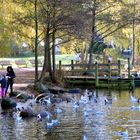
58, 58, 134, 89
59, 58, 131, 78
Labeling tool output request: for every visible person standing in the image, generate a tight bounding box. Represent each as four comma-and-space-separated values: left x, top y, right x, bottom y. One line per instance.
1, 75, 7, 97
76, 53, 81, 64
5, 66, 16, 97
108, 55, 112, 63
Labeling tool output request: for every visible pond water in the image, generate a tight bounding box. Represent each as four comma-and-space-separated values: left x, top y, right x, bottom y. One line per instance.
0, 88, 140, 140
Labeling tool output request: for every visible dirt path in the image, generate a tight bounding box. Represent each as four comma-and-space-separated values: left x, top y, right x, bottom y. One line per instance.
1, 68, 41, 91
1, 67, 63, 92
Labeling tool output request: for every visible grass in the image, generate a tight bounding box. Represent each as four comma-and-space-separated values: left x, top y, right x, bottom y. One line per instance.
0, 54, 76, 68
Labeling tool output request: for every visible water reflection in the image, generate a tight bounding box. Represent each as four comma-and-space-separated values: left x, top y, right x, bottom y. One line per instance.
0, 88, 140, 139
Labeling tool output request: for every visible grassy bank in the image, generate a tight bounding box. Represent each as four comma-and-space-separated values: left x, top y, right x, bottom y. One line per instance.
0, 54, 76, 68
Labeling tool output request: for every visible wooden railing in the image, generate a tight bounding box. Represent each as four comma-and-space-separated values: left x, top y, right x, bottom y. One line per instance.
59, 60, 121, 76
58, 58, 132, 78
57, 58, 135, 89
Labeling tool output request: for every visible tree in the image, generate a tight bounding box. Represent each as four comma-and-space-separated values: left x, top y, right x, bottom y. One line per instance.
38, 0, 87, 82
6, 0, 140, 87
82, 0, 140, 64
34, 0, 39, 82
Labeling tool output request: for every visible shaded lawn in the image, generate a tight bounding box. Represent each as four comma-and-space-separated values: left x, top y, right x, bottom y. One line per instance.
0, 54, 76, 69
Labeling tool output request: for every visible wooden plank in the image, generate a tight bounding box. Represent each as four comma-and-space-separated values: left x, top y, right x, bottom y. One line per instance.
64, 75, 122, 80
64, 75, 108, 79
64, 69, 118, 73
62, 63, 119, 67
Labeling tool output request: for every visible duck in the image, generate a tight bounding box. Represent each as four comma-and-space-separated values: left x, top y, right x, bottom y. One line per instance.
83, 135, 88, 140
16, 93, 34, 101
35, 93, 49, 103
46, 119, 60, 129
87, 90, 94, 100
118, 130, 128, 137
37, 111, 52, 121
13, 112, 22, 122
83, 89, 89, 95
51, 119, 60, 126
131, 105, 140, 110
130, 95, 137, 102
93, 97, 98, 103
95, 111, 104, 115
130, 95, 140, 103
104, 97, 112, 105
79, 95, 89, 104
92, 91, 98, 103
73, 101, 80, 108
16, 98, 36, 112
84, 111, 89, 117
54, 108, 63, 114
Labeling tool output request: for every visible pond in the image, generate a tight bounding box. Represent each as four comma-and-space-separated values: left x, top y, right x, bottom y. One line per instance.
0, 88, 140, 140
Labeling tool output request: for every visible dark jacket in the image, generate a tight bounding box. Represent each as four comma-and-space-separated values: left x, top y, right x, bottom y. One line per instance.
6, 71, 16, 84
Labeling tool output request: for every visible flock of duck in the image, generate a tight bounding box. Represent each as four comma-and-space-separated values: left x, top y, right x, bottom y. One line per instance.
0, 88, 139, 139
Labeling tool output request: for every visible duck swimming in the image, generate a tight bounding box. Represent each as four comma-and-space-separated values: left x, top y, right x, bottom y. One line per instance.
131, 95, 137, 102
131, 105, 140, 110
46, 119, 60, 129
37, 111, 52, 121
104, 97, 112, 105
118, 130, 128, 137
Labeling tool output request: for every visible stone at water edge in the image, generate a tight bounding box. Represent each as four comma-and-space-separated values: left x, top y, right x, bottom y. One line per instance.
68, 88, 81, 94
1, 97, 17, 110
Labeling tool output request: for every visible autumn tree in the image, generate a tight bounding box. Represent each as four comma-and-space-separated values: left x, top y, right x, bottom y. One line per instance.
38, 0, 87, 82
81, 0, 140, 64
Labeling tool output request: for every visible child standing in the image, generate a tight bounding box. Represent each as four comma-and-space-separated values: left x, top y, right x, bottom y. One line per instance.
5, 66, 16, 97
0, 75, 7, 97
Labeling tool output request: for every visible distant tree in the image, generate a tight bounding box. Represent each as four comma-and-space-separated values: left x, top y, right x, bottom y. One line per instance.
7, 0, 140, 86
82, 0, 140, 64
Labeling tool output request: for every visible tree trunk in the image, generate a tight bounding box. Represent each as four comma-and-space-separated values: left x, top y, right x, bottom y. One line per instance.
39, 14, 52, 82
88, 0, 96, 64
51, 0, 57, 83
34, 0, 38, 82
132, 0, 136, 65
52, 30, 56, 82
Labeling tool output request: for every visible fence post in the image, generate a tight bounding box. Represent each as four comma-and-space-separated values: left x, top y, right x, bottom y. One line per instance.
71, 60, 74, 70
108, 60, 111, 79
59, 60, 61, 72
128, 58, 131, 78
118, 60, 121, 77
95, 62, 99, 87
71, 60, 74, 76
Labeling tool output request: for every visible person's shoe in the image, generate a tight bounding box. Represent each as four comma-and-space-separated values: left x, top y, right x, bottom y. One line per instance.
9, 92, 15, 97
